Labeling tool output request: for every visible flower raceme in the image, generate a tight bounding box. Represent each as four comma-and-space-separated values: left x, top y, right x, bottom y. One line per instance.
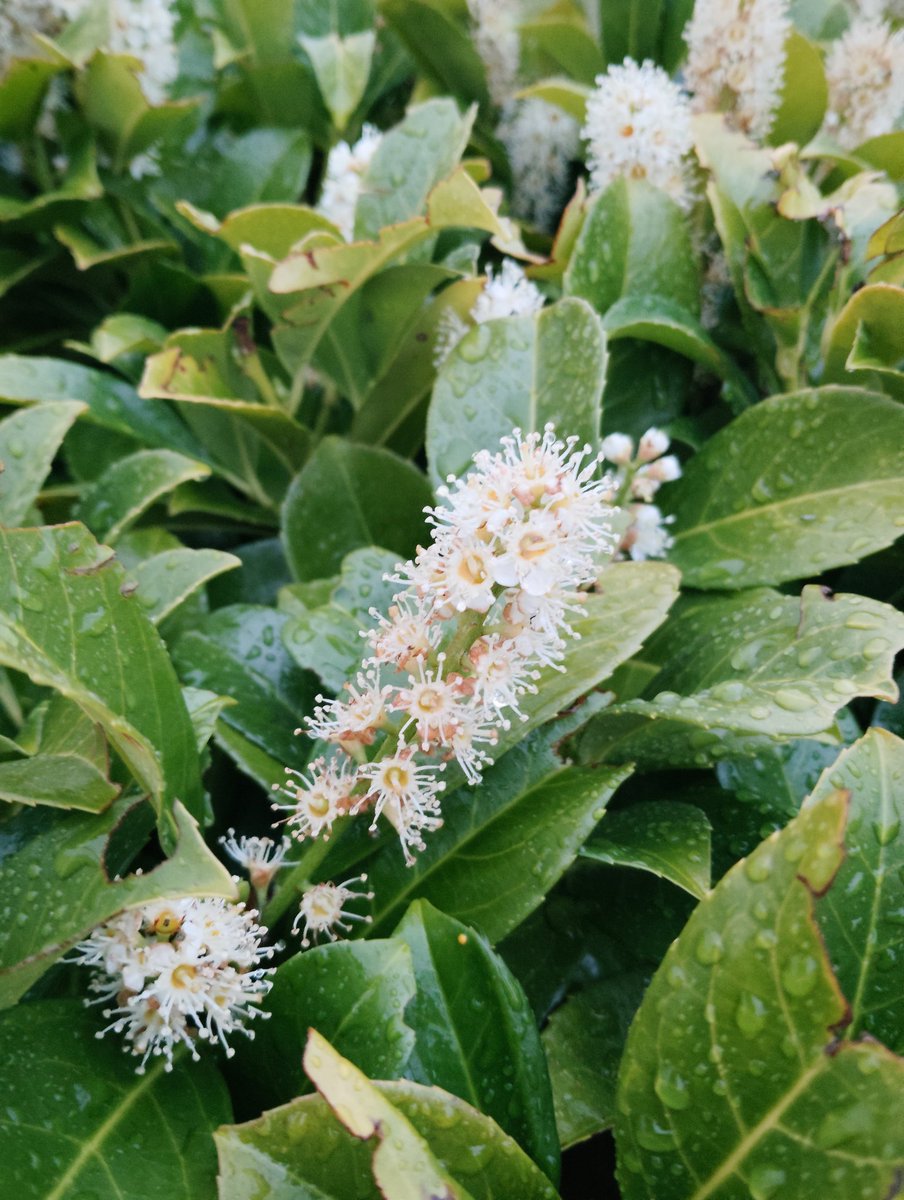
275, 427, 619, 866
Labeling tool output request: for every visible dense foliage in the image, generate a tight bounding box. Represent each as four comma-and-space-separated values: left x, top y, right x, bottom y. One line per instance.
0, 0, 903, 1196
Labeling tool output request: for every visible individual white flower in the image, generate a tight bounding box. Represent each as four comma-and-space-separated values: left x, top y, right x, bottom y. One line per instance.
498, 98, 580, 230
356, 740, 446, 863
582, 58, 694, 209
471, 260, 545, 324
318, 124, 382, 240
825, 16, 904, 148
74, 898, 275, 1072
684, 0, 790, 140
600, 432, 634, 465
468, 0, 521, 104
305, 669, 390, 745
272, 756, 357, 842
292, 876, 374, 947
465, 633, 539, 724
219, 831, 293, 892
637, 427, 670, 462
624, 503, 675, 560
364, 593, 440, 669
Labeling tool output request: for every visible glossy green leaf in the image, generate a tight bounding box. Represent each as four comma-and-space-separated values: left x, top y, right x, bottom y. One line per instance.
542, 972, 647, 1148
769, 31, 828, 147
0, 57, 63, 139
179, 200, 338, 259
0, 355, 201, 456
520, 17, 604, 85
564, 179, 700, 316
582, 802, 712, 899
301, 30, 375, 132
305, 1029, 478, 1199
378, 0, 491, 110
577, 586, 904, 768
282, 437, 432, 581
128, 547, 241, 625
810, 729, 904, 1052
0, 1000, 231, 1199
0, 751, 118, 812
217, 1058, 560, 1199
823, 284, 904, 384
426, 297, 606, 486
229, 938, 415, 1113
173, 604, 316, 788
0, 523, 204, 838
665, 387, 904, 589
615, 789, 904, 1200
0, 797, 234, 1007
75, 449, 210, 542
517, 79, 590, 123
396, 900, 559, 1179
0, 400, 84, 527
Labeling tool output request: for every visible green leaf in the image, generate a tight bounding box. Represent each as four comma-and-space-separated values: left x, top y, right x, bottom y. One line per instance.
0, 1000, 231, 1199
520, 17, 605, 86
301, 29, 376, 131
517, 79, 590, 123
128, 547, 241, 625
0, 797, 235, 1007
173, 604, 316, 788
564, 179, 700, 316
577, 586, 904, 768
600, 295, 756, 407
542, 972, 647, 1148
581, 802, 712, 899
823, 284, 904, 384
178, 199, 338, 259
615, 789, 904, 1200
665, 388, 904, 589
75, 448, 211, 542
769, 31, 828, 147
217, 1068, 560, 1199
426, 297, 606, 486
378, 0, 491, 110
395, 900, 559, 1180
282, 438, 432, 581
364, 727, 632, 943
0, 523, 204, 839
304, 1029, 479, 1199
229, 938, 415, 1113
0, 400, 84, 527
0, 354, 201, 456
0, 751, 118, 812
810, 729, 904, 1052
0, 57, 63, 139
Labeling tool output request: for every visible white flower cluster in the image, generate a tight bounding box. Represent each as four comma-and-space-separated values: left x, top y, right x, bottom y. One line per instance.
601, 428, 682, 561
825, 16, 904, 149
498, 98, 581, 231
434, 259, 544, 366
467, 0, 521, 104
684, 0, 790, 141
582, 59, 695, 210
318, 124, 383, 241
73, 897, 275, 1072
274, 427, 617, 867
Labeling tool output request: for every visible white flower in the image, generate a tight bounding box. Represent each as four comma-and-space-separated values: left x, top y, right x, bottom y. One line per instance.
292, 876, 374, 947
582, 58, 694, 209
467, 0, 521, 104
684, 0, 790, 140
219, 831, 293, 891
498, 98, 580, 230
74, 898, 275, 1072
364, 593, 440, 669
318, 124, 382, 240
356, 741, 446, 863
825, 16, 904, 149
272, 756, 357, 842
305, 668, 390, 745
471, 260, 545, 324
601, 432, 634, 465
465, 633, 539, 724
637, 427, 671, 462
625, 503, 674, 560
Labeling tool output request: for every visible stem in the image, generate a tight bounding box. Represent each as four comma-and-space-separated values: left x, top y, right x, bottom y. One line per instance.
442, 608, 486, 674
263, 824, 346, 928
